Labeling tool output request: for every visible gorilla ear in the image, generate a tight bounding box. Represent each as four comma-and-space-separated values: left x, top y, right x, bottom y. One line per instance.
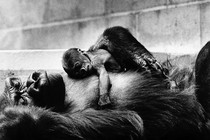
195, 41, 210, 114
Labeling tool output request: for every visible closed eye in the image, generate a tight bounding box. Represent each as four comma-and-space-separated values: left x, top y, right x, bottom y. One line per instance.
74, 62, 82, 70
83, 53, 91, 61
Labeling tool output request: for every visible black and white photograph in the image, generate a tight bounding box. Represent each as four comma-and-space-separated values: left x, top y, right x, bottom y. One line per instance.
0, 0, 210, 140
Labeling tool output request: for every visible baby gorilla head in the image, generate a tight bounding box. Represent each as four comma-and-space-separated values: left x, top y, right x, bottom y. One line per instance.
62, 48, 93, 79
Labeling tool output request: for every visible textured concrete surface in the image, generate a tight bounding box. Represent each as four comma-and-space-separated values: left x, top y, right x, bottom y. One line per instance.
137, 4, 201, 54
0, 0, 47, 29
0, 50, 65, 70
0, 0, 209, 51
200, 3, 210, 46
43, 0, 106, 23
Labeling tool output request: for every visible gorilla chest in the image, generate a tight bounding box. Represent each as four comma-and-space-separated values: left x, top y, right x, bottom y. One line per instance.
63, 75, 99, 112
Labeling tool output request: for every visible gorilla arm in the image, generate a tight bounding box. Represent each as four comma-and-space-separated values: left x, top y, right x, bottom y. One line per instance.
0, 106, 143, 140
89, 26, 167, 78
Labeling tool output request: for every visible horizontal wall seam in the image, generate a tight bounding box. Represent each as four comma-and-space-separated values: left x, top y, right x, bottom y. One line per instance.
0, 0, 209, 33
0, 49, 197, 55
0, 49, 66, 53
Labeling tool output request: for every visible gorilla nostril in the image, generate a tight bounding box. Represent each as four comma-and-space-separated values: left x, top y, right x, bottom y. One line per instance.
13, 81, 21, 89
27, 71, 43, 88
32, 71, 42, 81
81, 68, 86, 71
80, 68, 86, 75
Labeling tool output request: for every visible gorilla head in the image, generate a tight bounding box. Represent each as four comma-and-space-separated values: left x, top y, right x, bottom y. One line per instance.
26, 71, 66, 112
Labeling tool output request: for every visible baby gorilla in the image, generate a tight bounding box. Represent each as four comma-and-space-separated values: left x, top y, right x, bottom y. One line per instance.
62, 48, 121, 106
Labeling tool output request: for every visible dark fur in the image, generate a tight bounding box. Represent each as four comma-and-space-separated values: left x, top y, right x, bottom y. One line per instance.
0, 71, 209, 140
90, 26, 167, 78
162, 56, 195, 91
0, 106, 143, 140
195, 41, 210, 116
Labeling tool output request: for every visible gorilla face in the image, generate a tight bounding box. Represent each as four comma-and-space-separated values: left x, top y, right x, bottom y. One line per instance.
26, 71, 66, 112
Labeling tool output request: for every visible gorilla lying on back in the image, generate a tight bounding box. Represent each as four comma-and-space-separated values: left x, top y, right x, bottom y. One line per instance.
0, 26, 210, 140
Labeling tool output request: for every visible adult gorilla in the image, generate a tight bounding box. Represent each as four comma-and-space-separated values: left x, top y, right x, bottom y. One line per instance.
0, 26, 209, 140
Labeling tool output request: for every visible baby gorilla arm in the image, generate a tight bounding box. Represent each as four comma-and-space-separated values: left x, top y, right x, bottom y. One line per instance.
89, 49, 118, 106
97, 67, 112, 106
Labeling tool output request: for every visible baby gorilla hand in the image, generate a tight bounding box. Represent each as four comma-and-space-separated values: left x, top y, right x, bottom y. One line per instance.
98, 94, 111, 107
